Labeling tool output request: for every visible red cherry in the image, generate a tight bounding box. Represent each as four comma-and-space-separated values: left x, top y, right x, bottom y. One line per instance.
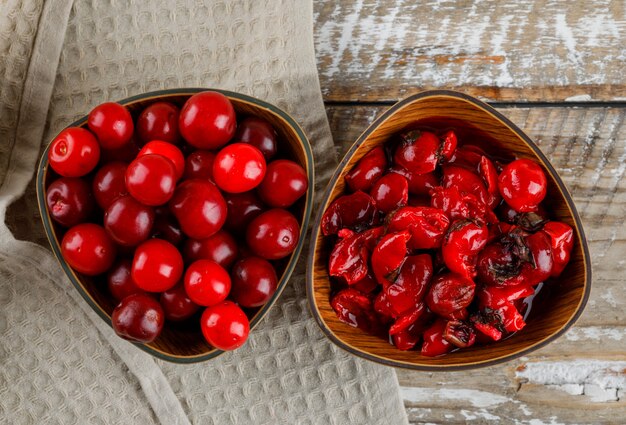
132, 239, 183, 292
200, 301, 249, 350
160, 284, 199, 321
183, 150, 215, 180
421, 319, 453, 357
92, 161, 128, 209
345, 146, 387, 192
169, 179, 227, 239
136, 102, 181, 145
61, 223, 116, 275
112, 293, 164, 343
369, 173, 409, 214
246, 209, 300, 260
48, 127, 100, 177
87, 102, 133, 149
394, 130, 440, 175
46, 177, 94, 227
138, 141, 185, 180
184, 260, 231, 306
183, 230, 238, 268
223, 191, 265, 232
498, 159, 547, 212
104, 195, 155, 247
179, 91, 236, 149
233, 117, 277, 160
125, 154, 177, 206
426, 273, 476, 318
213, 143, 266, 193
257, 160, 308, 208
230, 256, 278, 308
107, 259, 144, 301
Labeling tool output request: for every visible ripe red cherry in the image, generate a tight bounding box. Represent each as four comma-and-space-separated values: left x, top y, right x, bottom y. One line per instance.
125, 154, 177, 206
160, 284, 199, 321
183, 230, 238, 268
169, 179, 227, 239
61, 223, 116, 275
233, 117, 278, 160
92, 161, 128, 209
107, 259, 144, 301
257, 160, 308, 208
112, 293, 164, 343
394, 130, 440, 175
88, 102, 133, 149
184, 260, 231, 306
48, 127, 100, 177
369, 173, 409, 214
498, 159, 547, 212
426, 273, 476, 318
46, 177, 94, 227
132, 239, 183, 292
183, 150, 215, 180
345, 146, 387, 192
213, 143, 266, 193
246, 209, 300, 260
179, 91, 236, 149
136, 101, 181, 145
200, 301, 249, 350
223, 191, 265, 232
104, 195, 155, 247
230, 256, 278, 307
137, 141, 185, 180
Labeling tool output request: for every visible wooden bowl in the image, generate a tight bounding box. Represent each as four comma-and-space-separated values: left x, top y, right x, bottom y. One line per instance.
37, 88, 315, 363
307, 90, 591, 370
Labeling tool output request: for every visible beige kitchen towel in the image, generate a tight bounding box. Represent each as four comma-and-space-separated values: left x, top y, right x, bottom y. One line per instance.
0, 1, 409, 424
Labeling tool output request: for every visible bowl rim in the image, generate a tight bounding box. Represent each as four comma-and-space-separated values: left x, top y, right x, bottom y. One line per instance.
306, 89, 592, 371
37, 88, 315, 363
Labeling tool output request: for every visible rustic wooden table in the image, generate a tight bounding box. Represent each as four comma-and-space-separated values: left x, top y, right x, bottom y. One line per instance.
314, 2, 625, 424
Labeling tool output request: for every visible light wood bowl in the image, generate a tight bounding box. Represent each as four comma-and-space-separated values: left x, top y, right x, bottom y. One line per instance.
307, 90, 591, 370
37, 89, 315, 363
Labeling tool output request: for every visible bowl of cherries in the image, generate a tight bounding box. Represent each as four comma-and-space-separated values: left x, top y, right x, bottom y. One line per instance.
307, 90, 591, 370
37, 89, 313, 363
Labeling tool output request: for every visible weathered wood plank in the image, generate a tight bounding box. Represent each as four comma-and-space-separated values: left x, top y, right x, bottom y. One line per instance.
314, 0, 626, 102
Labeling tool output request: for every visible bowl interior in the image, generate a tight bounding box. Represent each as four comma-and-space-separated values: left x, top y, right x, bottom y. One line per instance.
308, 91, 590, 370
37, 89, 314, 363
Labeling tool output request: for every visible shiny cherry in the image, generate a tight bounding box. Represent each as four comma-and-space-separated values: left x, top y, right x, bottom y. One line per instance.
387, 206, 450, 250
394, 130, 440, 175
136, 101, 181, 145
183, 150, 215, 180
200, 301, 249, 350
234, 116, 278, 160
169, 179, 227, 239
389, 166, 439, 196
107, 259, 144, 301
213, 143, 266, 193
498, 159, 547, 212
132, 239, 183, 292
426, 273, 476, 318
179, 91, 236, 149
125, 154, 177, 206
104, 195, 155, 247
160, 284, 199, 321
112, 293, 164, 343
137, 141, 185, 180
345, 146, 387, 192
369, 173, 408, 214
257, 159, 308, 208
330, 288, 379, 333
246, 209, 300, 260
421, 319, 453, 357
92, 161, 128, 209
48, 127, 100, 177
61, 223, 116, 275
46, 177, 94, 227
223, 191, 265, 232
183, 231, 238, 268
441, 219, 488, 279
87, 102, 133, 149
542, 221, 574, 277
320, 191, 378, 236
230, 256, 278, 307
184, 260, 231, 306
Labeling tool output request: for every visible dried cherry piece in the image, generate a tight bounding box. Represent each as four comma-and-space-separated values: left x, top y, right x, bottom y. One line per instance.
498, 159, 547, 212
389, 304, 425, 335
330, 288, 378, 333
425, 273, 476, 318
321, 191, 379, 236
439, 130, 457, 161
430, 186, 497, 224
345, 146, 387, 192
478, 156, 501, 208
478, 284, 534, 309
384, 254, 433, 317
542, 221, 574, 277
448, 144, 487, 170
328, 227, 384, 284
497, 202, 549, 232
392, 329, 421, 351
421, 319, 453, 357
389, 166, 439, 196
369, 173, 408, 213
373, 291, 395, 323
521, 231, 554, 285
498, 303, 526, 333
476, 242, 522, 287
371, 231, 411, 286
443, 320, 476, 348
470, 309, 504, 341
442, 165, 491, 209
442, 219, 488, 279
351, 272, 379, 294
487, 221, 515, 244
394, 130, 440, 175
387, 206, 450, 249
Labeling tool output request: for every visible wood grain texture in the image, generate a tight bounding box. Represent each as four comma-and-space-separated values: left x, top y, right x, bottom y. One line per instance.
314, 0, 626, 102
326, 104, 626, 423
